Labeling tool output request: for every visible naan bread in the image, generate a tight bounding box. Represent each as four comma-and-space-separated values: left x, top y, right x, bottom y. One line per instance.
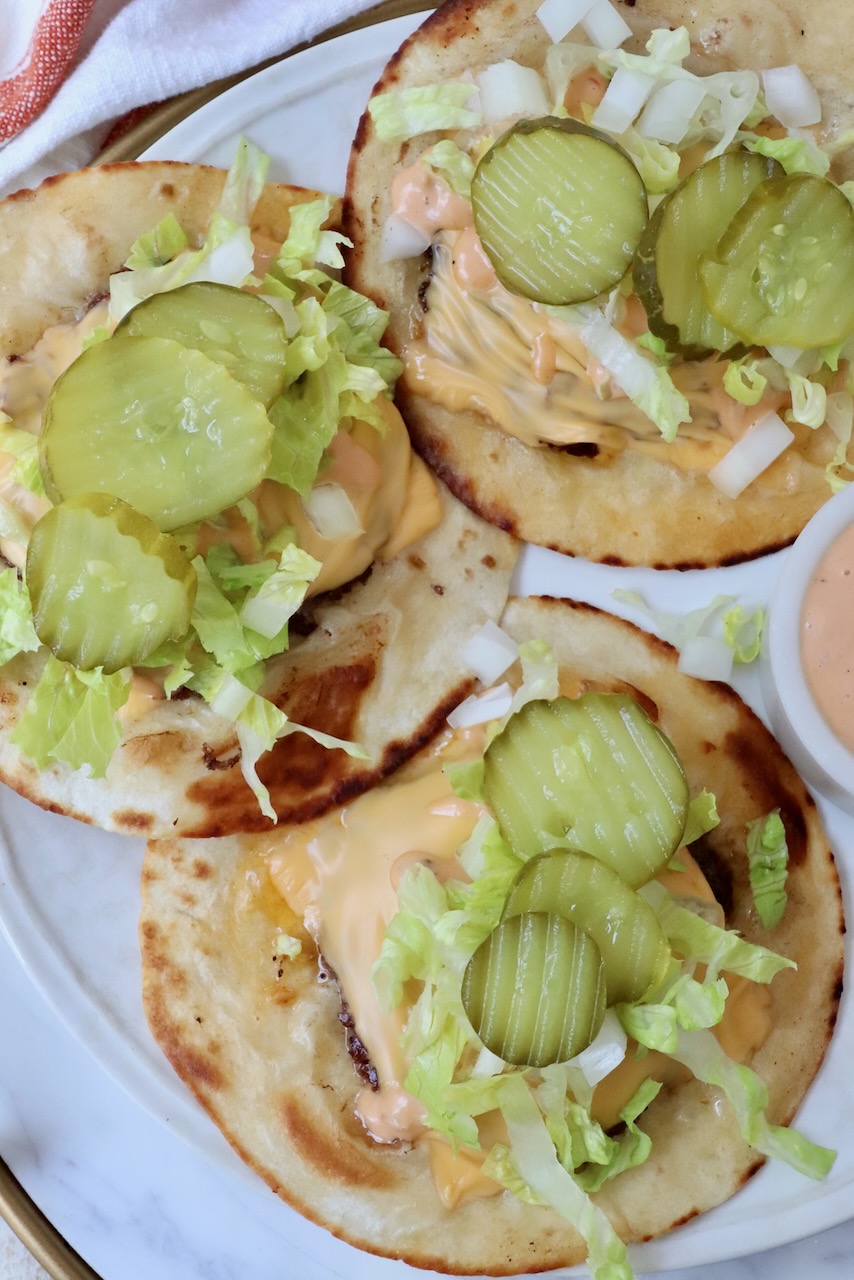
344, 0, 854, 568
0, 163, 518, 838
140, 597, 843, 1273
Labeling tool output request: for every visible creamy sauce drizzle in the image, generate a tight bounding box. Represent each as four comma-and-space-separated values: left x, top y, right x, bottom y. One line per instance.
801, 521, 854, 751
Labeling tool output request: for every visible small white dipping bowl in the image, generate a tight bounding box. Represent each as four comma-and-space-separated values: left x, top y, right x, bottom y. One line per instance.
761, 482, 854, 815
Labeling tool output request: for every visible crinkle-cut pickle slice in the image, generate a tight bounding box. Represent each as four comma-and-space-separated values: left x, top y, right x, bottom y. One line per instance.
634, 149, 784, 358
462, 911, 606, 1067
503, 848, 671, 1004
483, 693, 689, 888
40, 334, 274, 532
26, 493, 196, 674
471, 117, 648, 305
699, 172, 854, 349
116, 281, 288, 408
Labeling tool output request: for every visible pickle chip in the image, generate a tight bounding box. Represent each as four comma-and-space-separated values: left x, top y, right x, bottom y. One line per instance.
699, 173, 854, 349
471, 117, 648, 305
504, 848, 671, 1003
634, 149, 784, 358
483, 693, 689, 887
27, 493, 197, 673
117, 281, 289, 408
462, 911, 606, 1067
40, 334, 274, 531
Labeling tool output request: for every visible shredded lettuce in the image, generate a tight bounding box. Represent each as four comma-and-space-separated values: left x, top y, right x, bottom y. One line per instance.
0, 424, 45, 495
109, 138, 267, 321
723, 357, 768, 406
10, 656, 130, 776
238, 544, 321, 640
420, 140, 476, 198
786, 372, 828, 429
745, 810, 789, 928
743, 131, 830, 176
722, 604, 765, 663
641, 881, 795, 983
671, 1029, 836, 1178
368, 82, 483, 143
0, 568, 41, 664
682, 790, 720, 844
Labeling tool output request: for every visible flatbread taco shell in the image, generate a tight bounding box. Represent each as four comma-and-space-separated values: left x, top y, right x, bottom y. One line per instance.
140, 597, 844, 1274
0, 163, 518, 839
344, 0, 854, 570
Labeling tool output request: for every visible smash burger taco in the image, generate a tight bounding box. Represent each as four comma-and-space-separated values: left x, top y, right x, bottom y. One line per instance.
0, 145, 516, 838
345, 0, 854, 568
140, 597, 843, 1278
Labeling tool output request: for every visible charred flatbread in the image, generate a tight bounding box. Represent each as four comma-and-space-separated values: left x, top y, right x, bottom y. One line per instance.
140, 596, 843, 1274
0, 161, 517, 838
344, 0, 854, 569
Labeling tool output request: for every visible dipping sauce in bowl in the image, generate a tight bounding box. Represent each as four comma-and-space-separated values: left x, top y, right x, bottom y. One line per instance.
762, 483, 854, 816
801, 523, 854, 754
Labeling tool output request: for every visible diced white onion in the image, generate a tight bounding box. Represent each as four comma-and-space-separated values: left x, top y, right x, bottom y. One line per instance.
536, 0, 597, 43
378, 213, 432, 264
677, 635, 734, 683
581, 0, 632, 49
569, 1010, 627, 1086
471, 1046, 507, 1077
185, 227, 255, 287
708, 410, 794, 499
761, 65, 821, 129
302, 484, 363, 540
477, 60, 551, 123
447, 682, 514, 729
209, 672, 254, 721
461, 620, 520, 684
635, 78, 707, 144
766, 343, 810, 372
591, 65, 657, 134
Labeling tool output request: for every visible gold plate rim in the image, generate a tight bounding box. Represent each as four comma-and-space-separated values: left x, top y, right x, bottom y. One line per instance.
0, 3, 431, 1278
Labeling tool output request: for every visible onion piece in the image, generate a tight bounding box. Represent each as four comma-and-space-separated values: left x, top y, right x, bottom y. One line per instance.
569, 1010, 627, 1087
302, 484, 363, 540
761, 65, 821, 129
477, 60, 551, 122
708, 411, 794, 499
635, 78, 707, 144
447, 682, 514, 729
591, 65, 657, 134
677, 635, 734, 684
379, 213, 432, 263
581, 0, 632, 49
461, 620, 520, 684
536, 0, 597, 43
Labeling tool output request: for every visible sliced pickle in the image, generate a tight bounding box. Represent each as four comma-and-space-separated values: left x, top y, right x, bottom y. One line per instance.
634, 150, 784, 358
483, 693, 689, 888
503, 849, 671, 1003
26, 493, 196, 673
461, 911, 606, 1067
471, 117, 648, 305
699, 173, 854, 349
40, 334, 274, 531
117, 282, 288, 408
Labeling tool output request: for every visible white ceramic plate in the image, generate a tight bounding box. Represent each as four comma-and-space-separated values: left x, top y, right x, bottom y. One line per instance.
1, 10, 853, 1278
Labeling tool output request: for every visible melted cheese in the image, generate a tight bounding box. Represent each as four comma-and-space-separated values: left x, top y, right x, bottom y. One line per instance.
403, 236, 731, 472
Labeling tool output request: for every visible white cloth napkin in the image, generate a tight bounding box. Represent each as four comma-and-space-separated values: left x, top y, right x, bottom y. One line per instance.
0, 0, 381, 198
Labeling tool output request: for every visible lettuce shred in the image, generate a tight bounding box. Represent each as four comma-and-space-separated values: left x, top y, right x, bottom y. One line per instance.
745, 810, 789, 928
